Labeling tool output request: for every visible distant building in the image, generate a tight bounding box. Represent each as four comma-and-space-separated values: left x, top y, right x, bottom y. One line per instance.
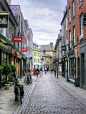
39, 42, 55, 71
27, 28, 33, 71
55, 30, 62, 75
33, 43, 41, 70
61, 6, 68, 79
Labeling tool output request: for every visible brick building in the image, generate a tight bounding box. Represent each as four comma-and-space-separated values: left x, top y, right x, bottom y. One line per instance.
67, 0, 86, 88
67, 0, 79, 86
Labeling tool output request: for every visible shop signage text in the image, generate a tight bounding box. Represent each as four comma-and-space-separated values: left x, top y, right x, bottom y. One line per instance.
21, 48, 27, 52
0, 11, 9, 28
61, 46, 66, 51
55, 58, 59, 62
0, 37, 8, 49
13, 36, 23, 42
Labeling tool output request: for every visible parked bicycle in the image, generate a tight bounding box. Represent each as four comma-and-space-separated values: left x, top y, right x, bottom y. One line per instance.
14, 78, 24, 104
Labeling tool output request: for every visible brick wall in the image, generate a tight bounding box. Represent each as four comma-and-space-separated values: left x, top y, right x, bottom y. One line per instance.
67, 0, 86, 85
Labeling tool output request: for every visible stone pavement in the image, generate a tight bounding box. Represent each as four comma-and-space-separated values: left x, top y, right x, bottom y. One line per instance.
0, 72, 86, 114
52, 72, 86, 103
0, 74, 37, 114
23, 71, 86, 114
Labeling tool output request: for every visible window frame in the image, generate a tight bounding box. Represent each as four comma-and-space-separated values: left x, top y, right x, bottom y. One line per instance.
79, 13, 84, 39
73, 0, 75, 17
69, 30, 71, 48
69, 7, 71, 22
73, 26, 75, 46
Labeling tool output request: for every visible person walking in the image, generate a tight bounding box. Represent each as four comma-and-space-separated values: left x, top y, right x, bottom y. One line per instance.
36, 68, 39, 77
40, 67, 43, 76
45, 67, 47, 74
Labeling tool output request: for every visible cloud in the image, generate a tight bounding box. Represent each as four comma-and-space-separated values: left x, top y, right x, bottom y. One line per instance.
11, 0, 67, 45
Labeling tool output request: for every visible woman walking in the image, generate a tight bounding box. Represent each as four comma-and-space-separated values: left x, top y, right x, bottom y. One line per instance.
40, 67, 43, 76
45, 67, 47, 74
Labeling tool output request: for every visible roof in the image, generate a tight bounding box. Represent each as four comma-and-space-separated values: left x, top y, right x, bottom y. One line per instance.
39, 45, 54, 51
42, 54, 52, 58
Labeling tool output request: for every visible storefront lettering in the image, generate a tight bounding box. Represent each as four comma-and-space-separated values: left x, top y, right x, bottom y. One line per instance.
0, 37, 6, 43
0, 18, 7, 25
0, 42, 8, 49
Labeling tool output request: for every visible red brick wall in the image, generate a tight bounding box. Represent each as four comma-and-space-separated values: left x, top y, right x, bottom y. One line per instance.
67, 0, 86, 84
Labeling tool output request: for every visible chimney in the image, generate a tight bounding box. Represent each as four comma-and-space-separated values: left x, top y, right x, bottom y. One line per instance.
50, 42, 53, 49
6, 0, 11, 5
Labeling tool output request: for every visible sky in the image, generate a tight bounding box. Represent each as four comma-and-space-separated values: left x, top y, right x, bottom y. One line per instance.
11, 0, 67, 46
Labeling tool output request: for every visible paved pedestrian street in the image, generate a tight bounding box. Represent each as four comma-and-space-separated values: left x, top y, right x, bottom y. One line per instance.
20, 72, 86, 114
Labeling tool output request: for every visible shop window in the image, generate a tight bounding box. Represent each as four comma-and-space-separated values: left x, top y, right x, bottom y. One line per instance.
69, 58, 76, 79
1, 52, 6, 65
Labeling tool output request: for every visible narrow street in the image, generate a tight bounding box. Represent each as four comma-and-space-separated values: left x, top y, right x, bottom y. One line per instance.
18, 72, 86, 114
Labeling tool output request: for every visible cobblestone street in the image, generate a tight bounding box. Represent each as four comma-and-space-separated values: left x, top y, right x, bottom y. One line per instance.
22, 72, 86, 114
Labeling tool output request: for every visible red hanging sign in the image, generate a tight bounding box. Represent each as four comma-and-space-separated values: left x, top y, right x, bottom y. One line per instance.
21, 48, 27, 52
11, 48, 16, 55
13, 36, 23, 42
17, 54, 22, 59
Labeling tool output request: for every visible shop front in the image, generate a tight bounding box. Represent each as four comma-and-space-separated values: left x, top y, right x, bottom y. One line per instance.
80, 41, 86, 89
0, 34, 12, 87
68, 54, 76, 85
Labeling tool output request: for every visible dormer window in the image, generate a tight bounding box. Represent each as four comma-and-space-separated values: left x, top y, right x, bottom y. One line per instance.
43, 50, 46, 54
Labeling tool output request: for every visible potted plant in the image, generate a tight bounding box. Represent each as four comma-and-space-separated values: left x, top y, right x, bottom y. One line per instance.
10, 64, 16, 73
0, 65, 4, 74
3, 65, 12, 89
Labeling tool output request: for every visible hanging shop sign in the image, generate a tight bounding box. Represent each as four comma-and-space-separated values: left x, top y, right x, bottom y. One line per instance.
61, 46, 66, 51
13, 36, 23, 42
17, 54, 22, 59
55, 58, 59, 62
11, 48, 16, 55
21, 48, 27, 52
0, 11, 9, 28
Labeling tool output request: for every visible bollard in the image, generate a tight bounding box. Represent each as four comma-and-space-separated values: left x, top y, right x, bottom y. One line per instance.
67, 74, 69, 82
75, 77, 77, 87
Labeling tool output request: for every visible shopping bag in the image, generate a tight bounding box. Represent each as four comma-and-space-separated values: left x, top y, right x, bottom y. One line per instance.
41, 72, 43, 75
